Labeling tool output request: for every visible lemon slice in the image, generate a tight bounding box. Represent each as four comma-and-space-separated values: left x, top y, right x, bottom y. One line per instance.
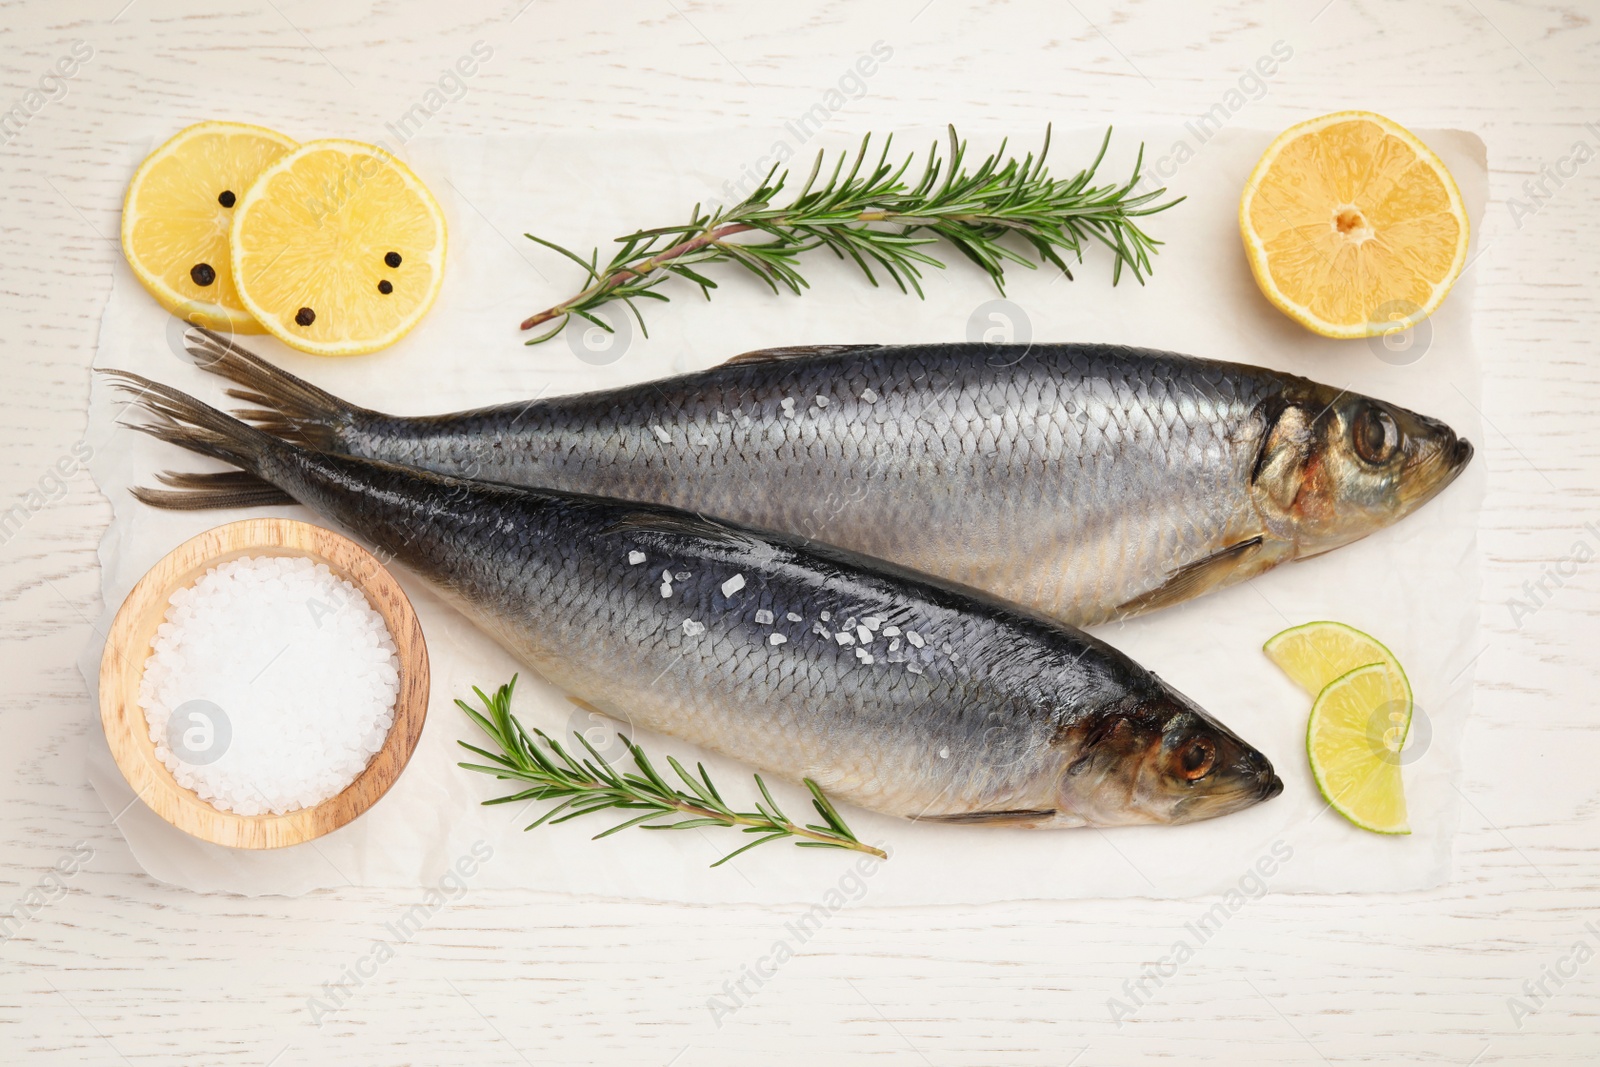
121, 121, 297, 333
230, 139, 446, 356
1240, 111, 1469, 339
1306, 663, 1411, 834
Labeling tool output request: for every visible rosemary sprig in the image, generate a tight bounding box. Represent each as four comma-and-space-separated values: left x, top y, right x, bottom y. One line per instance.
519, 125, 1182, 343
456, 677, 887, 866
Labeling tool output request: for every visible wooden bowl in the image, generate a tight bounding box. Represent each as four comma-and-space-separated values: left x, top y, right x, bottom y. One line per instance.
99, 517, 429, 849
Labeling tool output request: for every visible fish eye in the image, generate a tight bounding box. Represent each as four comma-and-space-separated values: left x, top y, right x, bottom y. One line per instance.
1351, 404, 1399, 465
1174, 737, 1215, 781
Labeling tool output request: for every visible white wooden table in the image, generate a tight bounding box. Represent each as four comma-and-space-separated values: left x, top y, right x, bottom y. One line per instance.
3, 1, 1596, 1062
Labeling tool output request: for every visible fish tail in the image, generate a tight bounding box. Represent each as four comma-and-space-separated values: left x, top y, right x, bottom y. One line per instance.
139, 471, 297, 510
181, 327, 361, 451
102, 369, 299, 510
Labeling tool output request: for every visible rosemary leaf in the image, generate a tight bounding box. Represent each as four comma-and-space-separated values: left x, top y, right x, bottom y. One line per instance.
457, 676, 888, 866
519, 125, 1181, 342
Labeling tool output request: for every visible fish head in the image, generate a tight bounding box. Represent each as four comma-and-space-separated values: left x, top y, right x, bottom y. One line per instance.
1055, 689, 1282, 826
1251, 384, 1474, 556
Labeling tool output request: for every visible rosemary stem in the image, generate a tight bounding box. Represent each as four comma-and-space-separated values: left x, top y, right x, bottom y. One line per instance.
457, 678, 888, 866
663, 794, 888, 858
518, 126, 1181, 343
519, 221, 757, 330
517, 204, 992, 330
482, 760, 887, 857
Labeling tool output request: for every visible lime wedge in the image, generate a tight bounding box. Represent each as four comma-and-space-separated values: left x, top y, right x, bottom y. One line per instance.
1264, 620, 1412, 740
1263, 620, 1408, 697
1306, 663, 1411, 834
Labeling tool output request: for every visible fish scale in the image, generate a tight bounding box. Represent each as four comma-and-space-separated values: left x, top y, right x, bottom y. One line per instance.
192, 336, 1472, 628
321, 465, 1223, 820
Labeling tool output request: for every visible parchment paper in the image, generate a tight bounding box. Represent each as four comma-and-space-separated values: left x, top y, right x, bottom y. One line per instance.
79, 125, 1486, 903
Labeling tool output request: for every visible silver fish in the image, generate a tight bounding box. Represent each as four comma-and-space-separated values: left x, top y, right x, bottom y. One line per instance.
187, 330, 1473, 626
111, 371, 1282, 828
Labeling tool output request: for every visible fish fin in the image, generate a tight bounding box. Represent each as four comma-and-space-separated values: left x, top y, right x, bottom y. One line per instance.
600, 509, 762, 551
101, 369, 294, 510
721, 344, 878, 366
182, 327, 364, 450
1291, 542, 1351, 563
1114, 537, 1265, 617
915, 808, 1058, 826
134, 470, 297, 510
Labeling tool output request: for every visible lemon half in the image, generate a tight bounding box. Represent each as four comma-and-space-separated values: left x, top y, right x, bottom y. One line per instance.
1240, 111, 1469, 339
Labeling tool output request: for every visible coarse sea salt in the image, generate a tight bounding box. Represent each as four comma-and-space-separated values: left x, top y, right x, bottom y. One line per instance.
137, 555, 400, 817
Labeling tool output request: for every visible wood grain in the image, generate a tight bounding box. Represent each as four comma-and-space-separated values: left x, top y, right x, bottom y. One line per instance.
1, 0, 1597, 1064
98, 518, 429, 850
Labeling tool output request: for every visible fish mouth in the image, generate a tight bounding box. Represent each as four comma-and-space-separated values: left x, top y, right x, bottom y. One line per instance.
1429, 431, 1475, 481
1396, 405, 1474, 512
1410, 433, 1473, 506
1223, 765, 1284, 809
1168, 765, 1282, 823
1233, 745, 1283, 803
